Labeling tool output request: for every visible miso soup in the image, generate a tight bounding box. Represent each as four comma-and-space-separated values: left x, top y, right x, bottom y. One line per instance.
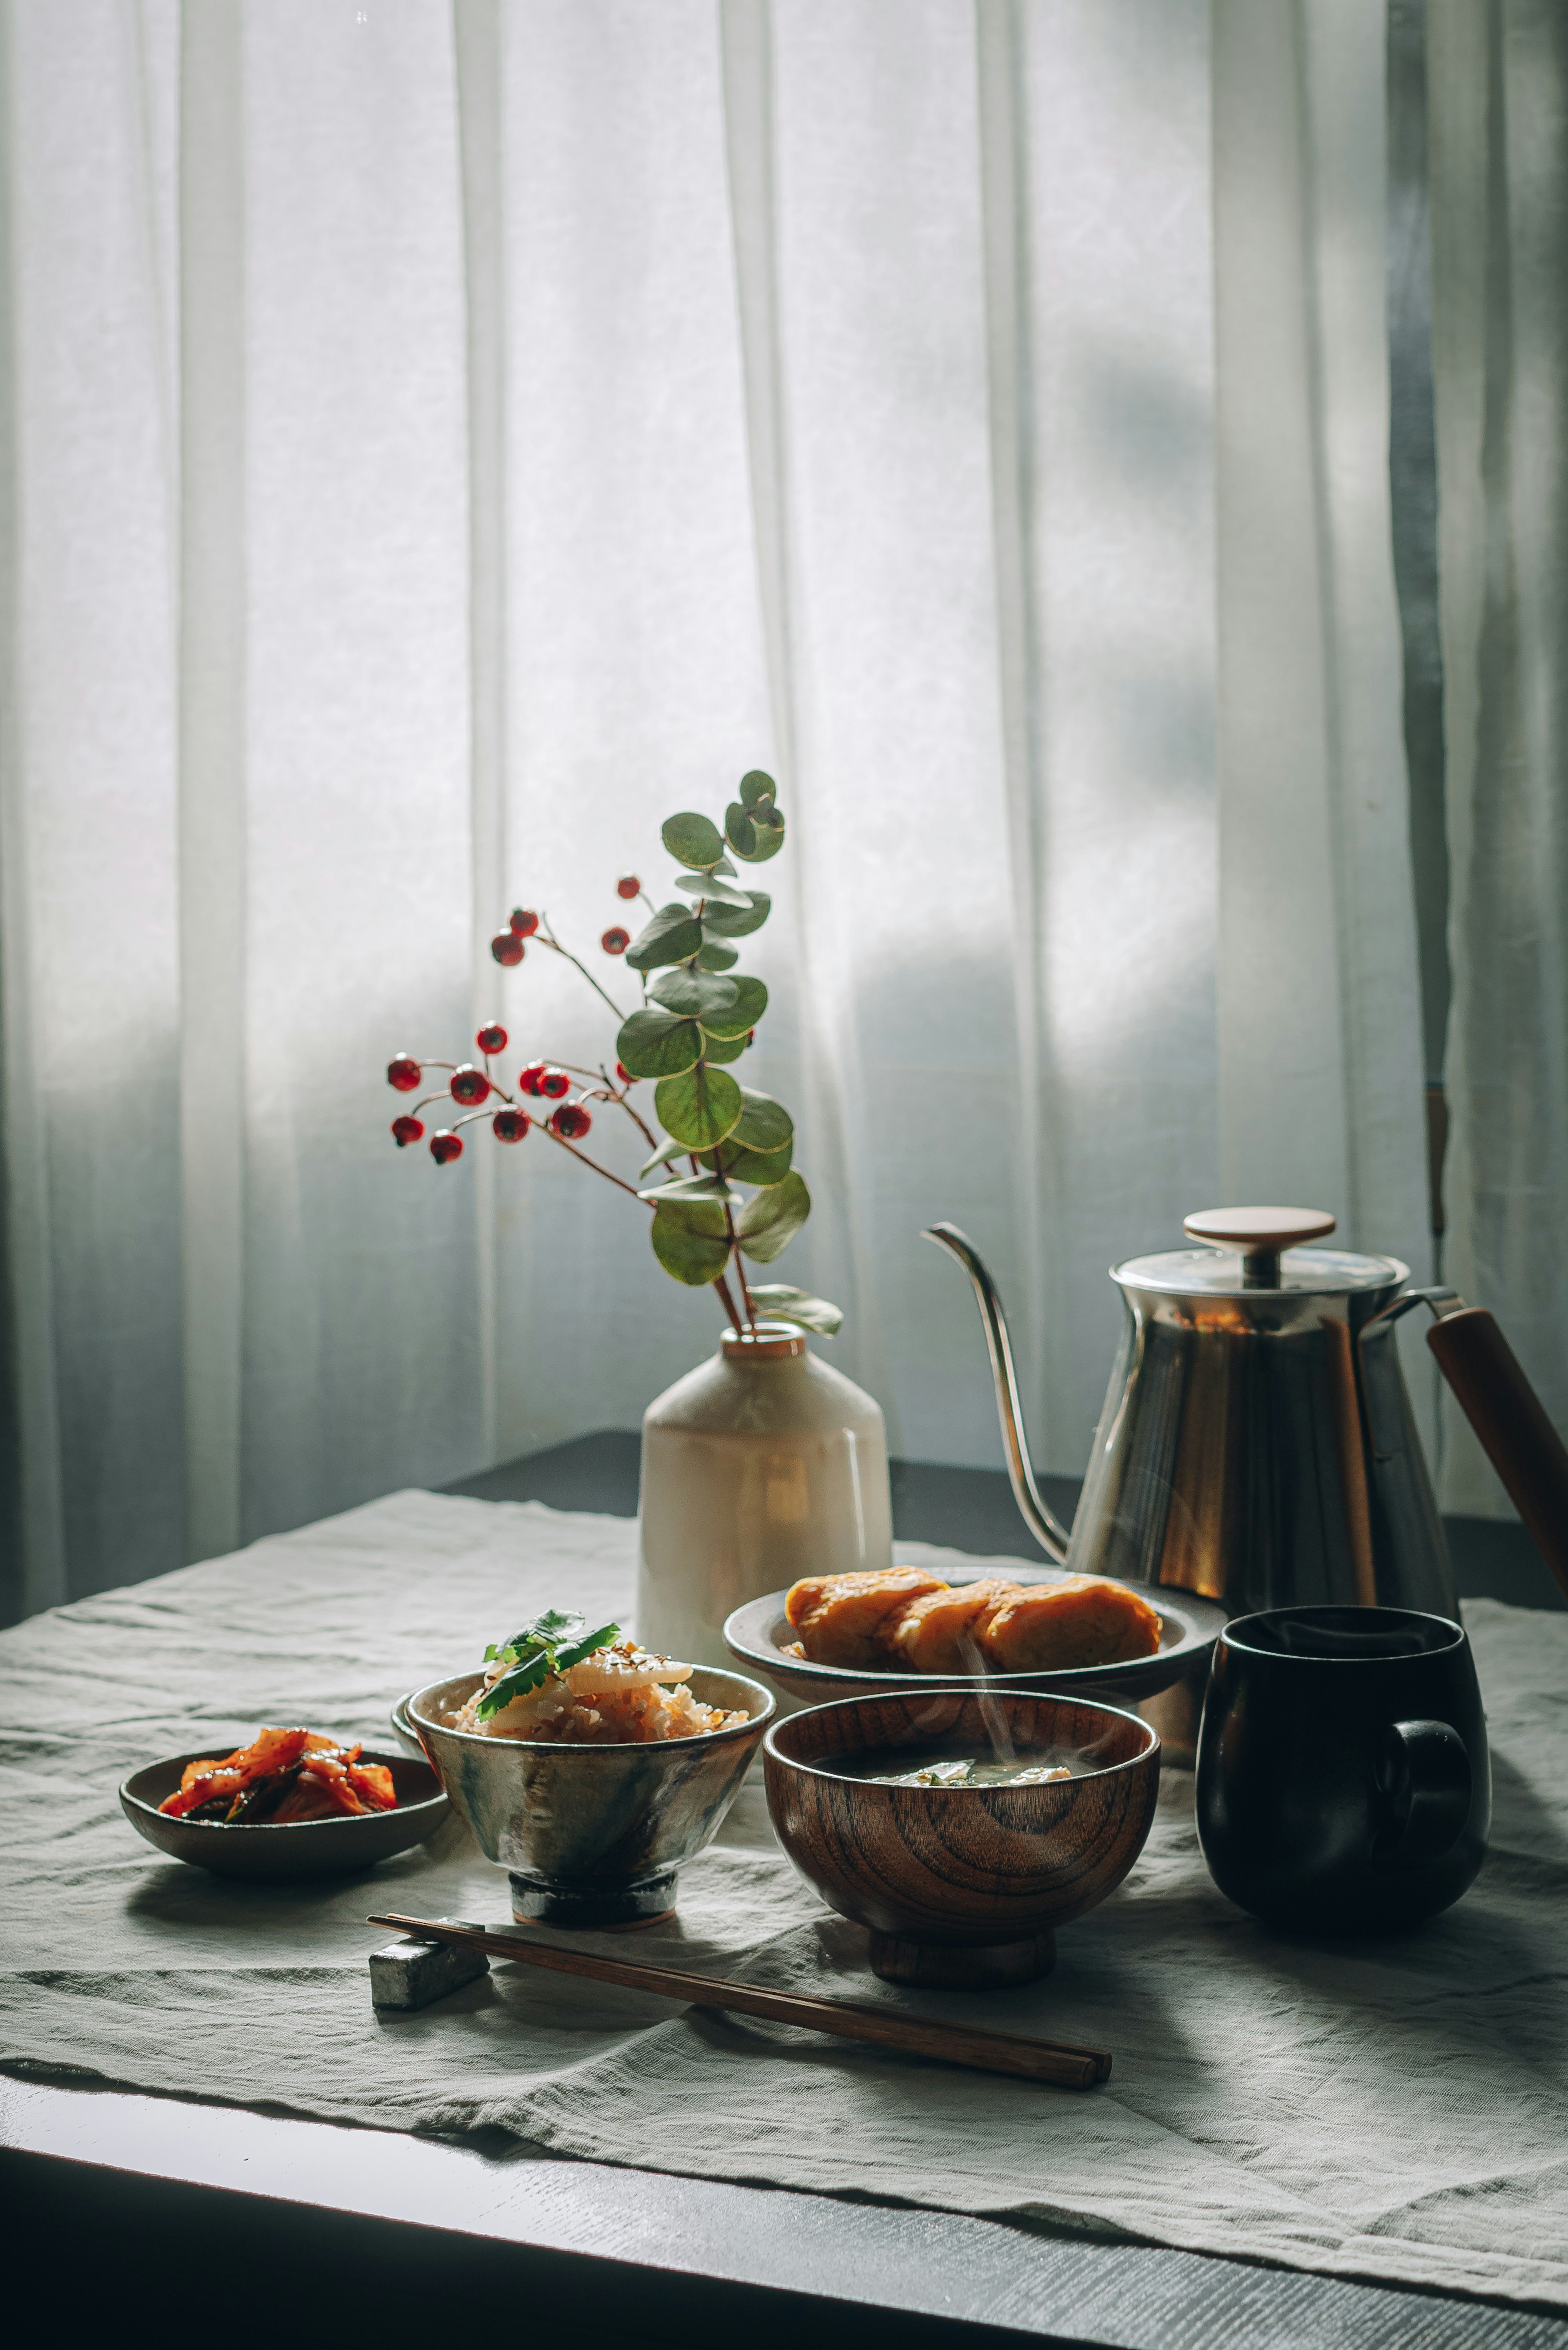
821, 1747, 1078, 1789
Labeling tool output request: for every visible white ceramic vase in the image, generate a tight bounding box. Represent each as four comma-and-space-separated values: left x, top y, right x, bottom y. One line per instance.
634, 1323, 894, 1670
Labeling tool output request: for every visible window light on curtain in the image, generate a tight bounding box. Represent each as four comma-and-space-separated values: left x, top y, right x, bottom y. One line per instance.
0, 0, 1552, 1627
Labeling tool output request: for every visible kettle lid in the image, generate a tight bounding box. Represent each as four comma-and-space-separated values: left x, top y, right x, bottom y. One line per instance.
1115, 1206, 1408, 1297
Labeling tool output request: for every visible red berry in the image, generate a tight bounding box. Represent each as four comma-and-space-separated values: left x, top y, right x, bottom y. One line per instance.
518, 1062, 548, 1097
549, 1102, 592, 1140
615, 1061, 633, 1086
492, 1107, 530, 1143
387, 1055, 421, 1091
509, 908, 539, 937
391, 1115, 425, 1147
601, 926, 630, 955
539, 1067, 571, 1100
476, 1022, 507, 1055
450, 1063, 491, 1106
616, 875, 641, 901
430, 1130, 464, 1165
491, 932, 524, 967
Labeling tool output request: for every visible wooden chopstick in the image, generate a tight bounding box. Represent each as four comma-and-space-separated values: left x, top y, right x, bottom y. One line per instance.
368, 1910, 1111, 2089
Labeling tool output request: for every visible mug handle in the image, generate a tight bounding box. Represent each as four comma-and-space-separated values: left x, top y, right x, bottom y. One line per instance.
1377, 1719, 1472, 1862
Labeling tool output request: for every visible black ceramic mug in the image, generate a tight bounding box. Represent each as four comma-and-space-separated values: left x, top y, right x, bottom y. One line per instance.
1195, 1605, 1490, 1933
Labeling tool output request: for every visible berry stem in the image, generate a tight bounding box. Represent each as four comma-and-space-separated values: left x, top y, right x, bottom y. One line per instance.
600, 1066, 659, 1151
537, 918, 628, 1022
537, 1120, 647, 1201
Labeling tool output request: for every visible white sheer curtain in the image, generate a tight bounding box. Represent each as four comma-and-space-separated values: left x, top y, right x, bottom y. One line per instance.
0, 0, 1432, 1620
1427, 0, 1568, 1518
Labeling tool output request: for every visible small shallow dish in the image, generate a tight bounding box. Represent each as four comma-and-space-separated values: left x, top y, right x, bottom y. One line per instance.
410, 1666, 773, 1930
726, 1564, 1226, 1706
120, 1748, 449, 1882
765, 1686, 1159, 1989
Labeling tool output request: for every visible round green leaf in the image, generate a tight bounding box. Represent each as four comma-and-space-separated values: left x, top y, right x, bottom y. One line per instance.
701, 893, 771, 939
747, 1283, 842, 1335
737, 806, 785, 864
700, 973, 767, 1040
674, 869, 753, 907
733, 1087, 793, 1152
725, 803, 756, 858
651, 967, 739, 1019
661, 812, 726, 870
706, 1135, 792, 1183
701, 1026, 749, 1064
639, 1172, 736, 1204
639, 1137, 687, 1179
739, 770, 777, 810
655, 1063, 744, 1150
736, 1169, 810, 1263
616, 1007, 702, 1080
626, 902, 704, 972
650, 1198, 732, 1286
694, 938, 738, 972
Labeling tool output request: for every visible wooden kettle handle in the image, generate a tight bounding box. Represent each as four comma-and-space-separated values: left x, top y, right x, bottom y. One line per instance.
1427, 1308, 1568, 1604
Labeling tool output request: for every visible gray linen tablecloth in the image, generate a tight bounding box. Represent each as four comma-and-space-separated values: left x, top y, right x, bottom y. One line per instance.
2, 1490, 1565, 2308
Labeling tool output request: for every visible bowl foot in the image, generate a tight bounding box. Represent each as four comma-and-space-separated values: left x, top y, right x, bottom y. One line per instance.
509, 1867, 677, 1932
868, 1929, 1057, 1990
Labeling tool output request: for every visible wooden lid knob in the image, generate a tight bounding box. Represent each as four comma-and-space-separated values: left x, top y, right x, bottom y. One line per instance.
1183, 1206, 1336, 1251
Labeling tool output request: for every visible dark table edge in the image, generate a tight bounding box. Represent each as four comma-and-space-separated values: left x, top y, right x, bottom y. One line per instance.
4, 2075, 1566, 2350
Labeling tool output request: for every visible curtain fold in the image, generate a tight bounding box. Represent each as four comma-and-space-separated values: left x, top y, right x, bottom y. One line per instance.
178, 0, 245, 1563
1, 0, 184, 1617
1427, 0, 1568, 1518
453, 0, 509, 1477
0, 0, 1443, 1617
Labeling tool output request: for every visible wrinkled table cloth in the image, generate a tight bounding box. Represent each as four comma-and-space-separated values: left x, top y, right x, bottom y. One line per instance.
2, 1490, 1566, 2309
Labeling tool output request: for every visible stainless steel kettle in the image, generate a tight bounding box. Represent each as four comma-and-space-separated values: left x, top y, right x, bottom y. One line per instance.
928, 1205, 1568, 1619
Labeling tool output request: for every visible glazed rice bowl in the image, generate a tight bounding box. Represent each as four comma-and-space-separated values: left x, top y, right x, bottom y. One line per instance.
410, 1664, 773, 1929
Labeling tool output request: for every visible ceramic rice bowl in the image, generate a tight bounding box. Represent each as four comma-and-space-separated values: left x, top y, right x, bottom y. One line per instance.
765, 1686, 1159, 1988
410, 1666, 774, 1929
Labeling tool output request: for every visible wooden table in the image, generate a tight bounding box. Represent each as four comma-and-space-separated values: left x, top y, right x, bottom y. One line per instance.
4, 1436, 1563, 2347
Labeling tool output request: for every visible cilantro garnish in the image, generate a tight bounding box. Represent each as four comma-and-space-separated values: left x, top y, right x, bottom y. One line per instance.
474, 1608, 621, 1719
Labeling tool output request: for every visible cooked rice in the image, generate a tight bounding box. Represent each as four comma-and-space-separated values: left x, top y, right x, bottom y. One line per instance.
450, 1637, 748, 1744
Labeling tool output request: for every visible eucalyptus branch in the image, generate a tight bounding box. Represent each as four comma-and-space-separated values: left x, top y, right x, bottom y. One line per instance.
723, 1199, 757, 1332
713, 1270, 746, 1335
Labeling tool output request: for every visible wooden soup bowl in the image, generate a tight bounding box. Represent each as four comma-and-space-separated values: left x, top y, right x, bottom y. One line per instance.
764, 1688, 1160, 1989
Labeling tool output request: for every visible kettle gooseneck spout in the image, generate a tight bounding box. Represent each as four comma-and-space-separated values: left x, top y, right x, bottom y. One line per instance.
922, 1223, 1072, 1564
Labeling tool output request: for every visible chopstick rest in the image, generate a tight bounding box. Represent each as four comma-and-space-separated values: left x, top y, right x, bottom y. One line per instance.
370, 1918, 490, 2011
367, 1911, 1111, 2089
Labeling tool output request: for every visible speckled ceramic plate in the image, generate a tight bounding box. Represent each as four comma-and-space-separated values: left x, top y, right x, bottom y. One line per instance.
120, 1746, 449, 1881
724, 1566, 1227, 1706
